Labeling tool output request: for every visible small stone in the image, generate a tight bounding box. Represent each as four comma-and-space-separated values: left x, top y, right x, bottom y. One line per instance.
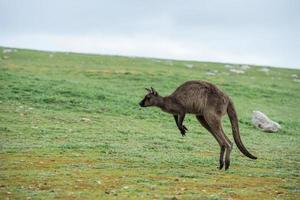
109, 189, 117, 195
224, 64, 234, 68
80, 118, 91, 122
184, 63, 193, 68
3, 49, 12, 53
260, 67, 270, 72
291, 74, 298, 79
150, 186, 155, 190
294, 79, 300, 83
205, 72, 216, 76
96, 180, 101, 185
240, 64, 250, 70
230, 69, 245, 74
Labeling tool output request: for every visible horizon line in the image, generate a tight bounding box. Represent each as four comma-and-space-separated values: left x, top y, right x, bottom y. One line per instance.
1, 45, 299, 70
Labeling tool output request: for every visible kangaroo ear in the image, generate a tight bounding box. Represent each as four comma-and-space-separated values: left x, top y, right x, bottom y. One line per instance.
145, 88, 151, 93
150, 87, 158, 96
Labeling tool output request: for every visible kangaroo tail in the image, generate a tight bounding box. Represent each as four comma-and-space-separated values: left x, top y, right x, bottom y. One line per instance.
227, 99, 257, 159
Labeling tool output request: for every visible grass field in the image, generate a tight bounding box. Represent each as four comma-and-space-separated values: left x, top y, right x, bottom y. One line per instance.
0, 47, 299, 199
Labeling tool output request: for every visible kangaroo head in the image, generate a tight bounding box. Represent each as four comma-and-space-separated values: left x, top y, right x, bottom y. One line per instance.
139, 87, 160, 107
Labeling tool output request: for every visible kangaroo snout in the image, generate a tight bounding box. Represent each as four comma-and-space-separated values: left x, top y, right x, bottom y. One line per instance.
139, 101, 145, 107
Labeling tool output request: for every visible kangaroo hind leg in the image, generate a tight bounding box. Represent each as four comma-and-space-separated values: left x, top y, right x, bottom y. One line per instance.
200, 114, 232, 170
196, 115, 226, 170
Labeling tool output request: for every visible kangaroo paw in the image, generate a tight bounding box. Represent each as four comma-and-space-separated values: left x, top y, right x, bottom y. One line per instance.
225, 160, 230, 170
183, 125, 188, 131
180, 131, 186, 137
219, 160, 224, 170
180, 129, 186, 136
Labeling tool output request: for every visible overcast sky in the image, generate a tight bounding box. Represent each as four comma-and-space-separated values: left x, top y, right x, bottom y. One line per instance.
1, 0, 300, 68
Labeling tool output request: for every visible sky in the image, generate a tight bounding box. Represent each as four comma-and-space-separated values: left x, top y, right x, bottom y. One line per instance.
1, 0, 300, 69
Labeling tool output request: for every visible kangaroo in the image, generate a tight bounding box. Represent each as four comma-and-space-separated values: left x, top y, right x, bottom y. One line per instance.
139, 80, 257, 170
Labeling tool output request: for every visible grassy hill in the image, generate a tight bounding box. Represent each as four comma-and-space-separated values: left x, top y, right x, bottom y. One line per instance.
0, 47, 299, 199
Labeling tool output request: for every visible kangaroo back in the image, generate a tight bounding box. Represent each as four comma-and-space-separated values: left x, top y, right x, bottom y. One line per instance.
227, 99, 257, 159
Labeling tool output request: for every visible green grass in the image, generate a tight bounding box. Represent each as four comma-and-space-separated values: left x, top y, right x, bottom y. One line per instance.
0, 47, 299, 199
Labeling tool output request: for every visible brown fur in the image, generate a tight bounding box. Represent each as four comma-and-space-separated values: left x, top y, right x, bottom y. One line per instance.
139, 81, 257, 170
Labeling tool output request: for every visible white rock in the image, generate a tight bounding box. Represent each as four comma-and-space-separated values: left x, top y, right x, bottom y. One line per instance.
224, 64, 234, 68
260, 67, 270, 72
252, 111, 281, 132
205, 72, 216, 76
3, 48, 12, 53
151, 59, 161, 63
291, 74, 298, 79
230, 69, 245, 74
184, 63, 193, 68
80, 117, 91, 122
240, 65, 250, 70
